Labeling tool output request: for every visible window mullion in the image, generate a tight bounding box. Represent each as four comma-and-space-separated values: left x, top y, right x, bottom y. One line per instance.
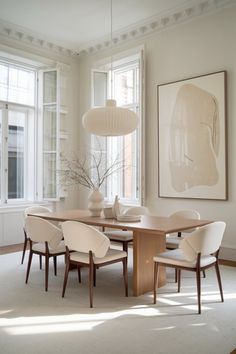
6, 64, 10, 102
24, 110, 29, 200
2, 104, 9, 203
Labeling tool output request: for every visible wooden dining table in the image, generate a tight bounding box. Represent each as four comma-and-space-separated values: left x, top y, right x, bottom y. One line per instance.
29, 209, 212, 296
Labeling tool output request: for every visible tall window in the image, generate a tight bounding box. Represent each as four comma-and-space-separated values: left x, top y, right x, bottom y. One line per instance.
0, 62, 35, 203
92, 50, 144, 204
0, 59, 60, 205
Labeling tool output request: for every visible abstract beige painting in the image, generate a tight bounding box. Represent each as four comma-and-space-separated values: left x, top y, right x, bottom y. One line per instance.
158, 71, 227, 200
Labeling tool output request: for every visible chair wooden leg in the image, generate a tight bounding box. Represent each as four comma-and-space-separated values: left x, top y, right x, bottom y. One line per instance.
177, 269, 181, 292
93, 266, 96, 287
175, 269, 177, 283
203, 270, 206, 278
153, 262, 159, 304
39, 255, 42, 269
25, 250, 33, 284
122, 258, 128, 297
53, 256, 57, 276
215, 261, 224, 302
62, 259, 70, 297
89, 252, 94, 308
122, 242, 128, 277
123, 241, 128, 253
45, 255, 49, 292
21, 233, 28, 264
77, 266, 81, 283
196, 268, 201, 314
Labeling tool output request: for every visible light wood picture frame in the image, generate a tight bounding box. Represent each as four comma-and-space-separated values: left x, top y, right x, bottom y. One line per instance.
158, 71, 227, 200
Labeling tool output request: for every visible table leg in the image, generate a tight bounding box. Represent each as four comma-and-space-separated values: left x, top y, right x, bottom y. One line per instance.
133, 231, 166, 296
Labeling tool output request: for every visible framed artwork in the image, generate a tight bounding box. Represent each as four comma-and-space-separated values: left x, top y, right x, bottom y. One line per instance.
158, 71, 227, 200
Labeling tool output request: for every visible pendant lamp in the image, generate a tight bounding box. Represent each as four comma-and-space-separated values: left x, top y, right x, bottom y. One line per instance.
82, 0, 138, 136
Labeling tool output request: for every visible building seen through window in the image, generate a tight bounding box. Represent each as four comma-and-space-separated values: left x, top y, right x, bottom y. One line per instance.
0, 61, 34, 203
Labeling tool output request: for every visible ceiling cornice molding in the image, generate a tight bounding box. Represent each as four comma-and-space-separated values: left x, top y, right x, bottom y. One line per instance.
0, 0, 234, 58
0, 19, 79, 58
79, 0, 235, 56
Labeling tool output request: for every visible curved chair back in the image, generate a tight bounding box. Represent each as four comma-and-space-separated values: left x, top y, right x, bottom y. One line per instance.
124, 206, 149, 216
171, 209, 200, 220
170, 209, 200, 233
62, 221, 110, 258
24, 206, 52, 218
180, 221, 226, 261
23, 206, 59, 227
25, 216, 63, 249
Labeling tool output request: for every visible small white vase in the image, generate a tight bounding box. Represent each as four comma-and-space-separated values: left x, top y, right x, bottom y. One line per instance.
112, 195, 121, 219
88, 188, 104, 217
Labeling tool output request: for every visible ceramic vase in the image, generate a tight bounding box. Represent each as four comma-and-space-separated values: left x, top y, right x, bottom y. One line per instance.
112, 195, 121, 219
88, 188, 104, 217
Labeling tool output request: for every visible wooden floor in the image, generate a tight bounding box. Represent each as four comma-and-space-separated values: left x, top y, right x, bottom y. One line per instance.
0, 243, 26, 255
0, 243, 235, 267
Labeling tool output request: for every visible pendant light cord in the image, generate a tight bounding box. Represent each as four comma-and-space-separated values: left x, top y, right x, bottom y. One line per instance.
110, 0, 113, 99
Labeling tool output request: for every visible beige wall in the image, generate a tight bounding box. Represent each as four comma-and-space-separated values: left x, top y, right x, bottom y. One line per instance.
78, 5, 236, 259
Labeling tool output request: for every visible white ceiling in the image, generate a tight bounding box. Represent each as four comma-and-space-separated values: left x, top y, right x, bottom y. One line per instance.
0, 0, 200, 51
0, 0, 233, 55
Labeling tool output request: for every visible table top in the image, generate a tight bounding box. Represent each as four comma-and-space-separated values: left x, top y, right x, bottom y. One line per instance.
29, 209, 212, 235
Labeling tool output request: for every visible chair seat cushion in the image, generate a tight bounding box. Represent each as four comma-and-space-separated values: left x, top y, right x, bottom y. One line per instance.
104, 230, 133, 241
32, 241, 66, 254
153, 249, 216, 268
166, 235, 184, 249
70, 248, 127, 265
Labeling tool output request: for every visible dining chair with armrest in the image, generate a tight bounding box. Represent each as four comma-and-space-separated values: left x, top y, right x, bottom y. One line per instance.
21, 206, 53, 265
166, 209, 202, 281
25, 216, 66, 291
61, 221, 128, 308
153, 221, 226, 314
166, 209, 201, 249
104, 206, 150, 253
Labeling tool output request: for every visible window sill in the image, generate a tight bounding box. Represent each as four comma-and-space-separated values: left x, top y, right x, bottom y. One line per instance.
0, 201, 52, 213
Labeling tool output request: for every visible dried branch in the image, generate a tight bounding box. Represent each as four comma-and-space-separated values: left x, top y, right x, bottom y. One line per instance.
58, 147, 128, 191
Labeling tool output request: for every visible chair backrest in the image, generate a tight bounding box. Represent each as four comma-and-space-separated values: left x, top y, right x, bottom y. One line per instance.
180, 221, 226, 261
24, 206, 52, 218
124, 206, 150, 216
23, 206, 59, 228
170, 209, 200, 233
62, 221, 110, 258
25, 216, 63, 249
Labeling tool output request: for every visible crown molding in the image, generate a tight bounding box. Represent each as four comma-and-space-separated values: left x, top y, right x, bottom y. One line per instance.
0, 19, 79, 58
79, 0, 235, 56
0, 0, 234, 58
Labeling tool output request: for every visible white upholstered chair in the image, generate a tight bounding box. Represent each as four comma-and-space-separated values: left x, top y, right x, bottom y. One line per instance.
25, 216, 66, 291
21, 206, 53, 265
153, 221, 226, 314
166, 209, 202, 281
104, 206, 150, 252
166, 209, 201, 249
61, 221, 128, 308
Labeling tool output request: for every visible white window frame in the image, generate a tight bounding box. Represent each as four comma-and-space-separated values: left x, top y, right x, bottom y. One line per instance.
37, 68, 60, 201
0, 59, 37, 205
0, 56, 62, 206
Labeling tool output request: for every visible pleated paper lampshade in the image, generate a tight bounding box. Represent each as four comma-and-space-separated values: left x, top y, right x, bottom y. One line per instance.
82, 99, 138, 136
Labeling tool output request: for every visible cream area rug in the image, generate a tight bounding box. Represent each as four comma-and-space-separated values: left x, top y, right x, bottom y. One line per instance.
0, 251, 236, 354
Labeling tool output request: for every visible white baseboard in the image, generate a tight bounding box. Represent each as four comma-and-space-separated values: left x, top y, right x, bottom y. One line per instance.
219, 247, 236, 262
